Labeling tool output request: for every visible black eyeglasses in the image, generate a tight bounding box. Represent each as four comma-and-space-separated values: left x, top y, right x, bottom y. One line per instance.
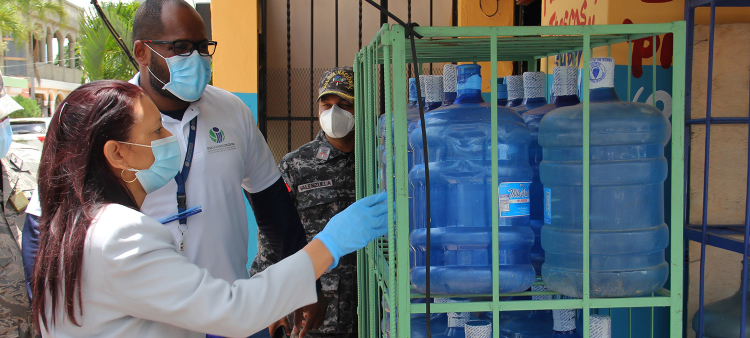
142, 39, 217, 56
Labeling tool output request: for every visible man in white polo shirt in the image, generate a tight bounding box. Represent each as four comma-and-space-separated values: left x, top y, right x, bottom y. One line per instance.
127, 0, 315, 295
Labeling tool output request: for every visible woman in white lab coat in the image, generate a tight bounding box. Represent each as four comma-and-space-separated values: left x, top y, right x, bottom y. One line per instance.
30, 80, 386, 338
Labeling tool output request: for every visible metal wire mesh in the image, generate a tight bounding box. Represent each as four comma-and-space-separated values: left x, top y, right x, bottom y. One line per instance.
265, 67, 328, 162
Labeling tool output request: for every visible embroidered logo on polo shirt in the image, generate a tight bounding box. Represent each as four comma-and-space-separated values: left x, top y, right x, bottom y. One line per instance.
207, 127, 236, 154
209, 127, 225, 143
298, 180, 333, 193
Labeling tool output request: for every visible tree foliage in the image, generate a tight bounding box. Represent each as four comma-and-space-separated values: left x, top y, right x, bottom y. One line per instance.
10, 95, 42, 118
0, 2, 26, 52
79, 1, 140, 82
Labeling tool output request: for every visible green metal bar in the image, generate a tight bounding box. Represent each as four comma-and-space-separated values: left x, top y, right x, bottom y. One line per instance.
669, 20, 687, 338
528, 58, 537, 72
582, 34, 591, 338
382, 28, 398, 338
653, 35, 657, 106
409, 296, 673, 313
628, 39, 632, 101
391, 24, 413, 338
409, 23, 678, 38
629, 308, 632, 338
353, 52, 367, 338
490, 32, 500, 338
364, 44, 379, 338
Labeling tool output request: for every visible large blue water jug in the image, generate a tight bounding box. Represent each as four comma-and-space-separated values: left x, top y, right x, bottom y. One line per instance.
409, 64, 535, 295
691, 269, 750, 338
505, 75, 524, 108
379, 77, 417, 192
511, 72, 548, 114
496, 77, 508, 107
444, 64, 458, 106
539, 57, 670, 298
522, 67, 580, 277
499, 311, 554, 338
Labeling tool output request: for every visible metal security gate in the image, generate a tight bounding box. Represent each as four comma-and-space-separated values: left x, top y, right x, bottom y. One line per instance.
256, 0, 458, 162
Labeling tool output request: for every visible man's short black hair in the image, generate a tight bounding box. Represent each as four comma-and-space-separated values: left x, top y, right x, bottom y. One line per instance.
132, 0, 192, 42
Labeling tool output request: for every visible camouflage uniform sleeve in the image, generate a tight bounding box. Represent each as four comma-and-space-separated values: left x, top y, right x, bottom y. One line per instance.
248, 158, 298, 277
277, 158, 298, 207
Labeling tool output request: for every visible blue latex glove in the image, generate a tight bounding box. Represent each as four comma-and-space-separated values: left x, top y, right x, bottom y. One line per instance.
314, 192, 388, 269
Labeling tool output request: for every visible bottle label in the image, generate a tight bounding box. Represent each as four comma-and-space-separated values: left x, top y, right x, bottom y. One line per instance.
498, 182, 531, 217
589, 57, 615, 89
544, 187, 552, 224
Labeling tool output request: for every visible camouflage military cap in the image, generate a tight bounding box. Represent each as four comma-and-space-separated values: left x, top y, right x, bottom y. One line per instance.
318, 67, 354, 104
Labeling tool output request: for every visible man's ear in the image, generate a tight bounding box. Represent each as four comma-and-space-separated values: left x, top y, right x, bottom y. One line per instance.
103, 140, 131, 171
133, 40, 149, 67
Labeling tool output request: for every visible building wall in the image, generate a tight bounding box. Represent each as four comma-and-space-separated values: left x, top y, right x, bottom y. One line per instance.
210, 0, 259, 120
458, 0, 515, 92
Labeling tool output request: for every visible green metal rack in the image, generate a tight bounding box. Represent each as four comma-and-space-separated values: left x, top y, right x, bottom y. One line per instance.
353, 22, 686, 338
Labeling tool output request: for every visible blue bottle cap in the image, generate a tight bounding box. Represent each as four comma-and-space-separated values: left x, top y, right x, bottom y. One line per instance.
456, 64, 482, 92
408, 78, 417, 101
496, 77, 508, 99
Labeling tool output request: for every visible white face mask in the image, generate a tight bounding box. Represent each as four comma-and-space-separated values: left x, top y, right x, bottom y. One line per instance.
319, 104, 354, 138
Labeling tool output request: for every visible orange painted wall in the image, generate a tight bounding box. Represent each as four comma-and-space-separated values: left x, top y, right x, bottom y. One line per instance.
210, 0, 258, 94
458, 0, 515, 92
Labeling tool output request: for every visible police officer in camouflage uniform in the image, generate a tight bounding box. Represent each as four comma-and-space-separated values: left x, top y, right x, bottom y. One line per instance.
0, 70, 35, 338
250, 67, 356, 338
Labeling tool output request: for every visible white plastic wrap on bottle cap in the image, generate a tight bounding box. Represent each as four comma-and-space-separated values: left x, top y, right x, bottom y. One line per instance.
447, 297, 471, 328
419, 75, 429, 101
531, 284, 552, 301
465, 320, 492, 338
506, 75, 524, 100
425, 75, 444, 103
522, 72, 546, 99
554, 66, 578, 96
589, 315, 612, 338
552, 309, 577, 332
443, 64, 458, 93
589, 57, 615, 89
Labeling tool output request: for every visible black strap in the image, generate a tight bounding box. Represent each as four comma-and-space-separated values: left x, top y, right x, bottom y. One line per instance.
174, 117, 198, 225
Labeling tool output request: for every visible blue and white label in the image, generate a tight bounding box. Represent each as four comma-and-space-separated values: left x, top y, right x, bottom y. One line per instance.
498, 182, 531, 217
544, 188, 552, 224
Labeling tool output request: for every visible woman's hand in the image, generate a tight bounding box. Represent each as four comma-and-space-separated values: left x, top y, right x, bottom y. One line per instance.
308, 192, 388, 271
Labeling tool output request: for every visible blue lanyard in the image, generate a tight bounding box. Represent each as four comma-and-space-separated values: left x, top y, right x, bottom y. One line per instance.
174, 116, 198, 225
158, 205, 202, 224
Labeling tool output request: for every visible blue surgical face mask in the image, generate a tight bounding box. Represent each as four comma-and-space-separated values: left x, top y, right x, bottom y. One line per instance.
0, 119, 12, 158
146, 45, 212, 102
121, 135, 181, 194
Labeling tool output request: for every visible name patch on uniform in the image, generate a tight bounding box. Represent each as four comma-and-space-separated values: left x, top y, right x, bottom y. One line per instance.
298, 180, 333, 193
